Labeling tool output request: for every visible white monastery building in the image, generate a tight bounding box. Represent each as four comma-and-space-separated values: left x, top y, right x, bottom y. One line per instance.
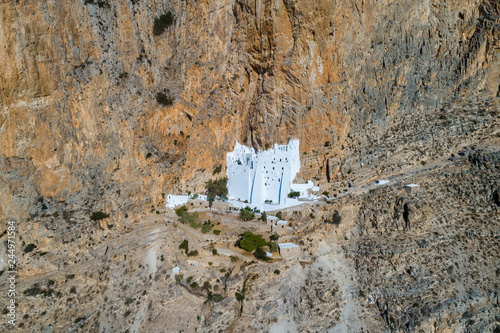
227, 139, 300, 206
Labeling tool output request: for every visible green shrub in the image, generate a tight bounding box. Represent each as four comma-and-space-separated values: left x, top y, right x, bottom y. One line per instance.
270, 234, 279, 241
212, 164, 222, 175
236, 231, 266, 252
153, 11, 174, 36
235, 292, 245, 302
239, 206, 255, 221
254, 247, 270, 261
187, 250, 198, 257
213, 229, 221, 235
175, 274, 183, 283
332, 210, 342, 225
201, 221, 213, 234
276, 211, 283, 219
267, 241, 278, 253
230, 255, 239, 262
274, 269, 280, 275
23, 244, 37, 253
179, 239, 189, 253
179, 211, 200, 228
156, 92, 173, 106
288, 191, 300, 198
90, 211, 109, 221
175, 205, 188, 216
205, 178, 228, 207
190, 281, 199, 289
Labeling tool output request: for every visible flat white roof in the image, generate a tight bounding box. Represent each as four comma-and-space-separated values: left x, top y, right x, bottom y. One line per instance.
278, 243, 300, 249
374, 180, 389, 185
265, 251, 273, 257
267, 216, 279, 220
172, 267, 180, 274
277, 220, 288, 225
405, 184, 419, 187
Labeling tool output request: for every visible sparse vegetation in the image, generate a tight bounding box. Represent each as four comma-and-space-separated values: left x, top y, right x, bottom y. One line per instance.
179, 211, 200, 228
325, 210, 342, 225
23, 243, 37, 253
212, 164, 222, 175
153, 11, 174, 36
236, 231, 267, 252
24, 283, 54, 297
254, 247, 270, 261
201, 221, 213, 234
206, 178, 228, 208
179, 239, 189, 254
156, 92, 173, 106
239, 206, 255, 221
90, 211, 110, 221
175, 205, 188, 216
84, 0, 110, 8
267, 241, 278, 252
235, 292, 245, 302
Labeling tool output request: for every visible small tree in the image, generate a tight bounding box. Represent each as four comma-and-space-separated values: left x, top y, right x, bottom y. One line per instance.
239, 206, 255, 221
179, 239, 189, 254
276, 211, 283, 219
267, 241, 278, 253
206, 177, 228, 208
254, 247, 270, 261
269, 234, 279, 241
236, 231, 267, 252
201, 221, 213, 234
235, 292, 245, 302
175, 205, 188, 216
261, 211, 267, 222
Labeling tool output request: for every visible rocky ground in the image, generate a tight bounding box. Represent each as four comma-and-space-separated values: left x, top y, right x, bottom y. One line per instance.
1, 98, 498, 332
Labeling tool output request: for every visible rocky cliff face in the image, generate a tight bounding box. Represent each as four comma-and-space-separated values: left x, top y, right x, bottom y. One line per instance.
0, 0, 498, 220
0, 0, 499, 332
